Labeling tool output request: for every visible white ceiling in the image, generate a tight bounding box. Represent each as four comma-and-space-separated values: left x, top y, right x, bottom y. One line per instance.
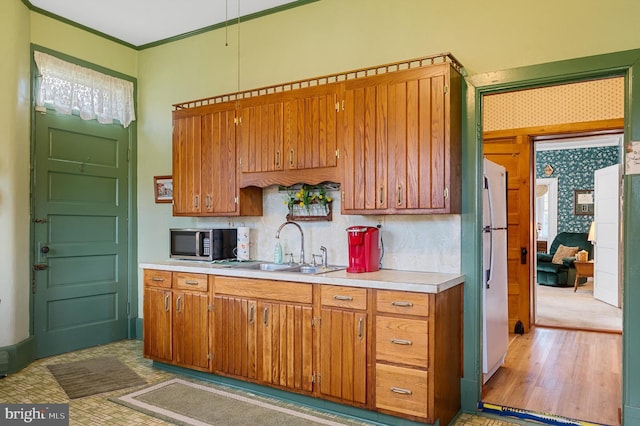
28, 0, 301, 48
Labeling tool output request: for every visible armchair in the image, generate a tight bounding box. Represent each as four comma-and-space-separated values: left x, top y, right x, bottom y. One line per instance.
536, 232, 592, 287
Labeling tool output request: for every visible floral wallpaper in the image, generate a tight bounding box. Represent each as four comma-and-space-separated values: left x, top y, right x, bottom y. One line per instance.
535, 146, 620, 233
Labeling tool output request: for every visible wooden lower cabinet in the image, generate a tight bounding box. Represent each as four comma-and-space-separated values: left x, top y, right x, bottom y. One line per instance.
213, 277, 313, 393
213, 295, 258, 379
319, 307, 368, 405
143, 285, 172, 363
145, 270, 462, 424
143, 269, 211, 371
318, 285, 369, 406
374, 286, 462, 425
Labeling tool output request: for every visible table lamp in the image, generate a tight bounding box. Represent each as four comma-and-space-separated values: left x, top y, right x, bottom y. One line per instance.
588, 221, 595, 243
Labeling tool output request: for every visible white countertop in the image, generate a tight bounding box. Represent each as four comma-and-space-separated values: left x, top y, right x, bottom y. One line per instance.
140, 260, 464, 294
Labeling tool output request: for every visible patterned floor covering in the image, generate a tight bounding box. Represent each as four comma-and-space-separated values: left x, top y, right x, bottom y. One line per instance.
0, 339, 519, 425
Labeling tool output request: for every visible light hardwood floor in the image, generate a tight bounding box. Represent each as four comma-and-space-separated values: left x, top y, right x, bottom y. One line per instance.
482, 327, 621, 425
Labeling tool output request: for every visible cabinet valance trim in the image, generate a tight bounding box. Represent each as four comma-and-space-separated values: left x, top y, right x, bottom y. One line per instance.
173, 52, 463, 111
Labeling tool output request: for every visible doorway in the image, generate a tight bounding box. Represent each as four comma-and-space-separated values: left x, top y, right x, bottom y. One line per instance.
533, 134, 623, 332
32, 110, 132, 358
480, 83, 624, 423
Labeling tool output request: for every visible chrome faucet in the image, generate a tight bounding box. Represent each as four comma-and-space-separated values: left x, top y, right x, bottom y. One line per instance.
320, 246, 328, 267
276, 221, 305, 265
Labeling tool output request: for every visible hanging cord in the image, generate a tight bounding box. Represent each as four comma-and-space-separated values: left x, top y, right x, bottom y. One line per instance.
237, 0, 241, 93
377, 224, 384, 268
224, 0, 228, 46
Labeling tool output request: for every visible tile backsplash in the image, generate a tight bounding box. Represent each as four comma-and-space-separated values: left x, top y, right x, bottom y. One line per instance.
188, 186, 461, 274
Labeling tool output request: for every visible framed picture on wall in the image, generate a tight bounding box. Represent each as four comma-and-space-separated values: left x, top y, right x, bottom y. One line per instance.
154, 175, 173, 203
574, 189, 594, 215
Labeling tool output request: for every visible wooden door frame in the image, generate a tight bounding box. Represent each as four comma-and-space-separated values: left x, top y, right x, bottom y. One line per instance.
484, 119, 624, 330
29, 44, 139, 340
460, 47, 640, 423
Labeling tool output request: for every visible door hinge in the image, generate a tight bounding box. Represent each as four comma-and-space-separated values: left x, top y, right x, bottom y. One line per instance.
335, 101, 339, 112
239, 157, 243, 167
32, 218, 49, 224
126, 302, 130, 317
444, 85, 449, 94
31, 277, 36, 294
234, 116, 242, 126
335, 149, 340, 159
311, 317, 321, 327
209, 304, 215, 312
234, 196, 238, 204
311, 373, 320, 384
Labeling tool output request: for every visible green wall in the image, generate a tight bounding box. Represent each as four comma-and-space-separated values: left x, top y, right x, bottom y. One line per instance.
0, 0, 31, 349
4, 0, 640, 422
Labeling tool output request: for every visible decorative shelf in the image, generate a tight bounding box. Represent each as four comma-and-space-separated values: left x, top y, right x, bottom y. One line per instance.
286, 202, 332, 222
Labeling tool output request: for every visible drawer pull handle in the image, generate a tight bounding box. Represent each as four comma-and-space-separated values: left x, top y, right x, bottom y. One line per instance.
391, 338, 413, 346
334, 295, 353, 301
185, 280, 200, 285
249, 304, 255, 324
390, 387, 413, 395
164, 293, 170, 312
176, 296, 182, 313
357, 317, 364, 340
152, 277, 165, 282
391, 301, 413, 307
263, 307, 269, 326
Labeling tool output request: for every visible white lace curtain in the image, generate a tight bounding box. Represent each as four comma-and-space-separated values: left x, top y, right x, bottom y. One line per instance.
34, 51, 136, 128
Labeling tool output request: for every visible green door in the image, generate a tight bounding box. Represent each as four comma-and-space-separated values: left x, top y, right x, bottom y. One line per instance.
33, 111, 130, 358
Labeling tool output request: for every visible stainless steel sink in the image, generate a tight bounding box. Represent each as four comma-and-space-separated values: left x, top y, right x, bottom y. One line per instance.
287, 265, 346, 274
231, 261, 345, 275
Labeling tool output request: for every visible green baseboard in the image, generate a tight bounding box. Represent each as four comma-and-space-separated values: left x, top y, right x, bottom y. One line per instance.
0, 336, 35, 375
130, 316, 143, 340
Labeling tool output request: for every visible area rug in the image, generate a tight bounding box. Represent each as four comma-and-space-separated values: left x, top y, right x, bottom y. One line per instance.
47, 356, 146, 399
112, 378, 369, 426
536, 280, 622, 332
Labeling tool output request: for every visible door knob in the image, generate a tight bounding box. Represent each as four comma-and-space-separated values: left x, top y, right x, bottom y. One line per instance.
41, 246, 50, 254
520, 247, 528, 264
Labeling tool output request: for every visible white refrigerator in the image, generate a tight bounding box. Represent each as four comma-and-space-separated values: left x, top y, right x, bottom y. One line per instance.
482, 158, 509, 384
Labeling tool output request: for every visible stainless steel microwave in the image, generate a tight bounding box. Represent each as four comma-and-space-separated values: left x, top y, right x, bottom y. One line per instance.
170, 228, 237, 261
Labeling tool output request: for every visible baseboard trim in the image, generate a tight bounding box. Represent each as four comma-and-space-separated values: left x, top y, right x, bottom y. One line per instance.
0, 336, 35, 375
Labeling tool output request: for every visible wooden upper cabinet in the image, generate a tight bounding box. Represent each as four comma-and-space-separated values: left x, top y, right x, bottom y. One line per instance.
172, 114, 202, 215
284, 84, 339, 171
172, 103, 262, 217
238, 84, 341, 187
237, 97, 284, 174
340, 63, 462, 214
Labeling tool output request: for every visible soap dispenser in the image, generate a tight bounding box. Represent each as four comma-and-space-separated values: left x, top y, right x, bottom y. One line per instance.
274, 238, 283, 264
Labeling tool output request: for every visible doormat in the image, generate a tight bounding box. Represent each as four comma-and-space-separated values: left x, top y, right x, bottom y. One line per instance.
478, 401, 606, 426
47, 356, 146, 399
111, 378, 370, 426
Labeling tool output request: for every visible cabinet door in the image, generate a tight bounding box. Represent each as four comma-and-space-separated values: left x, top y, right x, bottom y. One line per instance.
201, 109, 238, 214
341, 64, 460, 214
213, 295, 258, 380
143, 287, 172, 362
258, 301, 313, 393
319, 308, 367, 404
238, 99, 284, 173
284, 85, 339, 171
341, 83, 388, 212
173, 291, 210, 370
172, 115, 202, 215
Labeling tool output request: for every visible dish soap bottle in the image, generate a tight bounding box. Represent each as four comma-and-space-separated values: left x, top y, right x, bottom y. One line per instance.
273, 238, 283, 264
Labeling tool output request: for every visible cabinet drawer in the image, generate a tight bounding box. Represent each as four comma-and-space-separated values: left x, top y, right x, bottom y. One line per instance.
143, 269, 172, 289
376, 290, 430, 317
376, 363, 429, 419
215, 277, 312, 304
321, 285, 367, 310
376, 316, 428, 367
173, 272, 208, 292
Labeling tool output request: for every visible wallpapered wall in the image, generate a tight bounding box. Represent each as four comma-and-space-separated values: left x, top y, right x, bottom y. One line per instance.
484, 77, 623, 131
536, 146, 620, 233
